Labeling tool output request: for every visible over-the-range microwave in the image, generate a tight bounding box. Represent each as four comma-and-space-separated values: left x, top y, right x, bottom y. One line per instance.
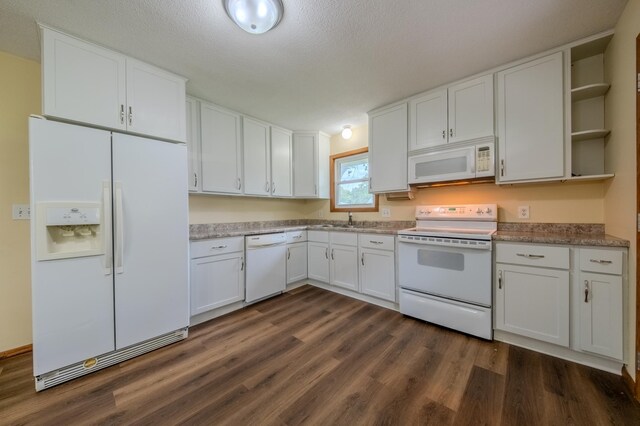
408, 142, 495, 184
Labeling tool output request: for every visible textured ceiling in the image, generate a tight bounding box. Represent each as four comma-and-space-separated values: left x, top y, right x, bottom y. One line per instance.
0, 0, 628, 134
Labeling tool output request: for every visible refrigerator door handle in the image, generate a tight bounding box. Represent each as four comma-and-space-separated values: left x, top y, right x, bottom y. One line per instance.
115, 182, 124, 274
103, 181, 112, 275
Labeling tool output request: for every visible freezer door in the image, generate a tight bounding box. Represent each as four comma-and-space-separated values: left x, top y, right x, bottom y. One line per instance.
112, 133, 189, 349
29, 118, 115, 375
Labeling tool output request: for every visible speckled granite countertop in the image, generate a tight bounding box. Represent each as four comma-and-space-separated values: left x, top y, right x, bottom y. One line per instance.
190, 220, 629, 247
493, 223, 629, 248
189, 219, 415, 240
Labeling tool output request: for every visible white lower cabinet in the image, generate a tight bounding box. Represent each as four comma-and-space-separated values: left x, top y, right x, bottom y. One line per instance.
495, 263, 569, 347
286, 231, 308, 284
329, 232, 359, 291
189, 237, 245, 316
577, 248, 624, 360
358, 234, 396, 302
495, 242, 626, 365
307, 231, 330, 282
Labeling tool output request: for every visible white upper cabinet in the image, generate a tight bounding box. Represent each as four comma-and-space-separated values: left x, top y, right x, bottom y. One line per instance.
497, 52, 565, 182
409, 89, 447, 150
42, 26, 126, 131
447, 75, 494, 144
368, 103, 408, 193
41, 26, 186, 142
270, 126, 293, 197
125, 58, 187, 142
186, 97, 201, 192
243, 117, 271, 196
200, 102, 243, 194
409, 74, 493, 151
292, 132, 330, 198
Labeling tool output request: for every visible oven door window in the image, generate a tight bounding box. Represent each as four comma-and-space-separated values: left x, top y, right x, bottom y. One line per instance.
417, 249, 464, 271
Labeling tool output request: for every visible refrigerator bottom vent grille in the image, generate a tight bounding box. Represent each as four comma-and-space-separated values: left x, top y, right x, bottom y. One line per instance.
35, 328, 188, 391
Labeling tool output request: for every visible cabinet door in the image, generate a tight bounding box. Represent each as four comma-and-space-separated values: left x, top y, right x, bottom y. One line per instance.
125, 58, 186, 142
579, 272, 623, 360
42, 27, 127, 131
495, 263, 569, 347
287, 243, 308, 284
200, 103, 243, 194
186, 97, 201, 192
293, 133, 318, 197
243, 117, 271, 196
190, 253, 244, 316
271, 127, 293, 197
307, 242, 329, 283
448, 74, 494, 143
409, 89, 448, 150
359, 248, 396, 301
497, 52, 565, 182
368, 103, 408, 192
330, 244, 358, 291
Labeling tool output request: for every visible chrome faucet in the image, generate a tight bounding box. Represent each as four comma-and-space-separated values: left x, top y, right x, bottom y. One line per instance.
348, 211, 353, 226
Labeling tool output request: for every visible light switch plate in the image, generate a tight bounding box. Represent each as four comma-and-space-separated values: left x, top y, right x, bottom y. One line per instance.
12, 204, 31, 220
381, 208, 391, 218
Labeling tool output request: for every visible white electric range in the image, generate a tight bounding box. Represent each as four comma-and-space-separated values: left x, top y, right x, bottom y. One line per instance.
397, 204, 497, 340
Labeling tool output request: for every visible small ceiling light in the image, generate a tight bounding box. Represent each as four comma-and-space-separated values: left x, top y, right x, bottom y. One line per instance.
341, 125, 353, 140
223, 0, 284, 34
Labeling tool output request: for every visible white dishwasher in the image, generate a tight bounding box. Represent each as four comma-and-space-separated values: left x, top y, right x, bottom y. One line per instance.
245, 233, 287, 303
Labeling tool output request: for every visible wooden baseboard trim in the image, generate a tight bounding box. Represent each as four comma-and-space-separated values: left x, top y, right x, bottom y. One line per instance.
0, 344, 32, 360
621, 366, 638, 401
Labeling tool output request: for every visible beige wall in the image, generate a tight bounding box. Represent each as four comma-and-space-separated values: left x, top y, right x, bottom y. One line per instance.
0, 52, 40, 352
604, 0, 639, 379
311, 127, 606, 224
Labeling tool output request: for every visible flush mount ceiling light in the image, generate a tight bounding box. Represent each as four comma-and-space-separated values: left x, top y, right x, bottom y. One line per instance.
223, 0, 284, 34
341, 125, 353, 140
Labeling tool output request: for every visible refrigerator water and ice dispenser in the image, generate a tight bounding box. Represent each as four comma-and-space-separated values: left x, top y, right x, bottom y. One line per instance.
36, 202, 104, 260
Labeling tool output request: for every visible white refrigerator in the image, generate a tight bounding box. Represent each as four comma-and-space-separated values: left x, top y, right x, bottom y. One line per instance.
29, 117, 189, 390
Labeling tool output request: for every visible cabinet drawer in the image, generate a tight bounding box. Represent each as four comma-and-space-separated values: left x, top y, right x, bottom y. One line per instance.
495, 243, 569, 269
286, 230, 307, 243
330, 232, 358, 246
308, 230, 329, 243
579, 249, 623, 275
358, 234, 395, 251
190, 236, 244, 259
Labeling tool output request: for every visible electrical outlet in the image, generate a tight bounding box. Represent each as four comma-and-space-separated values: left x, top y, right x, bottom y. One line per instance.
12, 204, 31, 220
518, 205, 530, 219
381, 208, 391, 218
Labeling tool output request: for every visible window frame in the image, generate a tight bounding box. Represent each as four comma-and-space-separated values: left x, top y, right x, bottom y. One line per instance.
330, 147, 379, 212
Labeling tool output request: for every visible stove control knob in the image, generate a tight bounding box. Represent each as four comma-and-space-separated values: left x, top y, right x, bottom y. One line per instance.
426, 209, 431, 214
419, 209, 426, 215
485, 207, 492, 214
476, 208, 483, 214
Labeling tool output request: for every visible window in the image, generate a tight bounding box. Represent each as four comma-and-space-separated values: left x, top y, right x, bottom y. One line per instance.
330, 148, 379, 212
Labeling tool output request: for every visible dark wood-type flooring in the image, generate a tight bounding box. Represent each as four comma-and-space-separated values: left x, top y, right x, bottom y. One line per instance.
2, 285, 640, 425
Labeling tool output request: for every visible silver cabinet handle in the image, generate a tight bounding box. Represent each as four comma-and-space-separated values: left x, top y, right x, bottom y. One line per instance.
241, 257, 244, 271
287, 248, 290, 260
265, 181, 270, 193
128, 106, 133, 126
314, 184, 317, 195
500, 159, 505, 177
442, 130, 446, 139
369, 240, 383, 245
237, 178, 242, 190
325, 248, 328, 259
449, 128, 453, 138
584, 280, 589, 303
589, 259, 612, 264
331, 249, 334, 260
120, 104, 125, 125
498, 270, 502, 289
516, 253, 545, 259
271, 182, 275, 193
194, 173, 198, 187
361, 253, 364, 266
293, 235, 302, 239
211, 245, 227, 250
